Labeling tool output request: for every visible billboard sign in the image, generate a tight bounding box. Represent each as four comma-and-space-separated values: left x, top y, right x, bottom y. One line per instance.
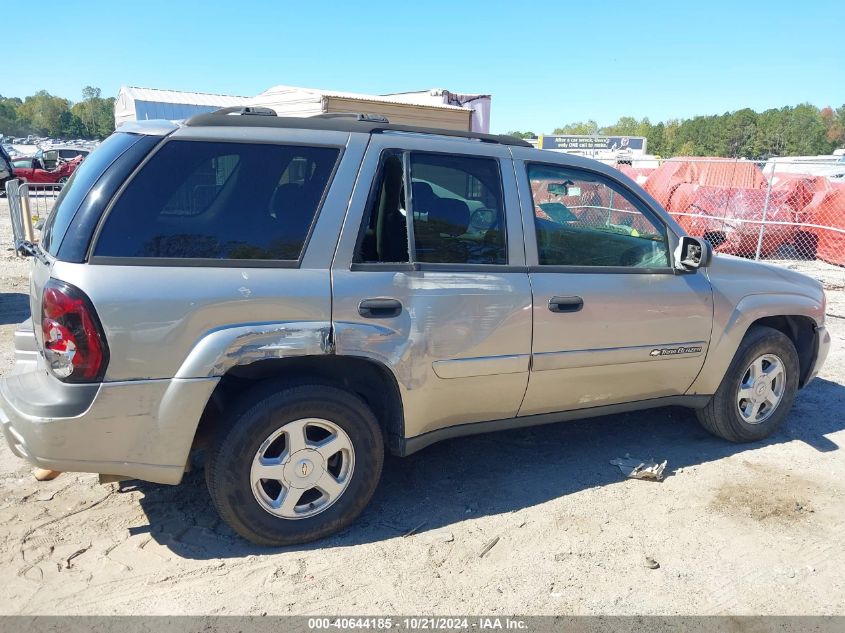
538, 135, 647, 153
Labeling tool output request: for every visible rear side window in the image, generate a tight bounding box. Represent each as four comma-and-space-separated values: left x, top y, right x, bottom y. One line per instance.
94, 140, 339, 261
410, 153, 506, 264
354, 150, 507, 266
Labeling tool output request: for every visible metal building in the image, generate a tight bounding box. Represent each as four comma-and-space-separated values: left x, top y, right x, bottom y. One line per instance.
114, 87, 249, 127
115, 85, 491, 132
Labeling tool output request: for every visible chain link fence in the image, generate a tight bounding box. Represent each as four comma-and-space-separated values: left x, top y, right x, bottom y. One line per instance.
614, 157, 845, 272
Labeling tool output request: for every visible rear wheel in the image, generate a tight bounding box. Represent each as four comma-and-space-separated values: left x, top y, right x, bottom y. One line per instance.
206, 383, 384, 546
696, 325, 799, 442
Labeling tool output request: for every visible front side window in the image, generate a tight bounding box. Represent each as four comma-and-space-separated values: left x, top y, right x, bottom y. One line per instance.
354, 150, 507, 266
527, 164, 669, 268
94, 140, 339, 261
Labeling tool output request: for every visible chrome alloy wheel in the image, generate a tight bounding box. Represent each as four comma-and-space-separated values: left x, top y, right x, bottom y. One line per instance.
250, 418, 354, 519
736, 353, 786, 425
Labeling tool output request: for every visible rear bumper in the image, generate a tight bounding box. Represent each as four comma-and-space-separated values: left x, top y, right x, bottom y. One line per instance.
0, 323, 218, 484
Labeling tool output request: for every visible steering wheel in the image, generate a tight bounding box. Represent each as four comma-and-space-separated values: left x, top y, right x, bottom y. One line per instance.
469, 208, 497, 232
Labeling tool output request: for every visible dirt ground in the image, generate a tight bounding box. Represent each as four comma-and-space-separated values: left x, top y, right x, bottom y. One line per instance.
0, 201, 843, 616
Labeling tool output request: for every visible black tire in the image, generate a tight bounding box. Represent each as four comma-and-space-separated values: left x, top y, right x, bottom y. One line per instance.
206, 383, 384, 546
696, 325, 799, 442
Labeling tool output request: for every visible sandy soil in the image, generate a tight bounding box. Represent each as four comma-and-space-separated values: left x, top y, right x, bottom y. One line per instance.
0, 200, 843, 615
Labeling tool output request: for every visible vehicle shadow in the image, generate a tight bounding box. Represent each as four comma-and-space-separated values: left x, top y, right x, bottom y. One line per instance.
132, 377, 845, 559
0, 292, 30, 326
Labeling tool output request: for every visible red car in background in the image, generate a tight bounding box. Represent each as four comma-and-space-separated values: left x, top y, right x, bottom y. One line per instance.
11, 155, 81, 183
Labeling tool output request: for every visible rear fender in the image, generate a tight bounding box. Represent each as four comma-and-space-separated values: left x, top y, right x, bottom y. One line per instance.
174, 322, 333, 379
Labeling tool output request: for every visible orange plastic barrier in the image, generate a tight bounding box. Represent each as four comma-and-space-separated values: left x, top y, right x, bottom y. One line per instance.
806, 184, 845, 266
673, 186, 799, 257
644, 158, 767, 210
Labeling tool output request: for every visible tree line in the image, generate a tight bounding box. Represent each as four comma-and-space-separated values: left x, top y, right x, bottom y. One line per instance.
0, 87, 115, 140
509, 103, 845, 159
4, 89, 844, 157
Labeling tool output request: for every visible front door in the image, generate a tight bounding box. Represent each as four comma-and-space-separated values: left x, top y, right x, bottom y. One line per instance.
513, 155, 714, 416
331, 135, 532, 440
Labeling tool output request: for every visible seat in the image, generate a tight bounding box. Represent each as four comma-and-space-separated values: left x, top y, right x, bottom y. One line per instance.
414, 197, 471, 263
412, 181, 437, 209
266, 183, 313, 257
429, 198, 470, 236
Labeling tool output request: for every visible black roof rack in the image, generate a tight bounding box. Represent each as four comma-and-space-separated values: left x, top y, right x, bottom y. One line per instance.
213, 106, 278, 117
184, 109, 532, 147
312, 112, 390, 123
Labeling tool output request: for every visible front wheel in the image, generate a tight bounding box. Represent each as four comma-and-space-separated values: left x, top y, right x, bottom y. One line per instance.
206, 383, 384, 546
696, 325, 799, 442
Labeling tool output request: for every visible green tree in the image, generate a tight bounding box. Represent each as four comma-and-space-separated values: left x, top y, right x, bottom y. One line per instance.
821, 105, 845, 147
71, 86, 115, 139
57, 110, 87, 138
553, 120, 599, 135
17, 91, 70, 136
0, 96, 29, 136
507, 131, 537, 139
549, 104, 840, 158
601, 116, 641, 136
647, 121, 665, 156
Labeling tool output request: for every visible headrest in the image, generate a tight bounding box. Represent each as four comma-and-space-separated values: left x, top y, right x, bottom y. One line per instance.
428, 198, 470, 236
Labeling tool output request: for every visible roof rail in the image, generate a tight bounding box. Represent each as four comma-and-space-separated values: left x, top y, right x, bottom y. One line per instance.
312, 112, 390, 123
184, 111, 532, 147
212, 106, 277, 117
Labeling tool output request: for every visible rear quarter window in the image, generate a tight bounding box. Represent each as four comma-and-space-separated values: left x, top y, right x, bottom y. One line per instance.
41, 132, 143, 256
93, 140, 340, 262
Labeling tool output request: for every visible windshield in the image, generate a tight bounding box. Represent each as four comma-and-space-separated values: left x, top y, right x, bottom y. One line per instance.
41, 133, 142, 255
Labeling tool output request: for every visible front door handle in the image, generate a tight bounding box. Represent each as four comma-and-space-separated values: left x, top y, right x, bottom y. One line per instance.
358, 298, 403, 318
548, 295, 584, 313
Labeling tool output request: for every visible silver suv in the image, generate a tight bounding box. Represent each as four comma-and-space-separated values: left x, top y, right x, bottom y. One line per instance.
0, 109, 831, 545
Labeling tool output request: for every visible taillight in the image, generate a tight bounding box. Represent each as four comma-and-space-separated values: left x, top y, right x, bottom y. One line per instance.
41, 280, 109, 382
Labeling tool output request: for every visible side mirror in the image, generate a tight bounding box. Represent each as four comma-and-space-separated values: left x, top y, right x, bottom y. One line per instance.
674, 236, 712, 270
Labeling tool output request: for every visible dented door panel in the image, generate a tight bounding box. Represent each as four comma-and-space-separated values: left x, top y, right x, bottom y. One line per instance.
332, 269, 532, 437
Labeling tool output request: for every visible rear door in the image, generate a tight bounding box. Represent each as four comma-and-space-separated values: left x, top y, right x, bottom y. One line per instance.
331, 135, 532, 440
512, 151, 714, 416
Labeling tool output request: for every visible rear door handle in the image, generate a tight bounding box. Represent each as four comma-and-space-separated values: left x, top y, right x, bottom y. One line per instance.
358, 298, 403, 318
548, 295, 584, 313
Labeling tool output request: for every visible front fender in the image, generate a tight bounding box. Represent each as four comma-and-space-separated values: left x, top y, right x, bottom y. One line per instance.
174, 321, 332, 379
687, 292, 824, 395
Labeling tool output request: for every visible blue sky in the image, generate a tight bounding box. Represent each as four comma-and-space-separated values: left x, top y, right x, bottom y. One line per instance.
2, 0, 842, 133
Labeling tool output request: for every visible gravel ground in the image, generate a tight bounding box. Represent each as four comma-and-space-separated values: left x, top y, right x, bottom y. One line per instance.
0, 199, 843, 615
